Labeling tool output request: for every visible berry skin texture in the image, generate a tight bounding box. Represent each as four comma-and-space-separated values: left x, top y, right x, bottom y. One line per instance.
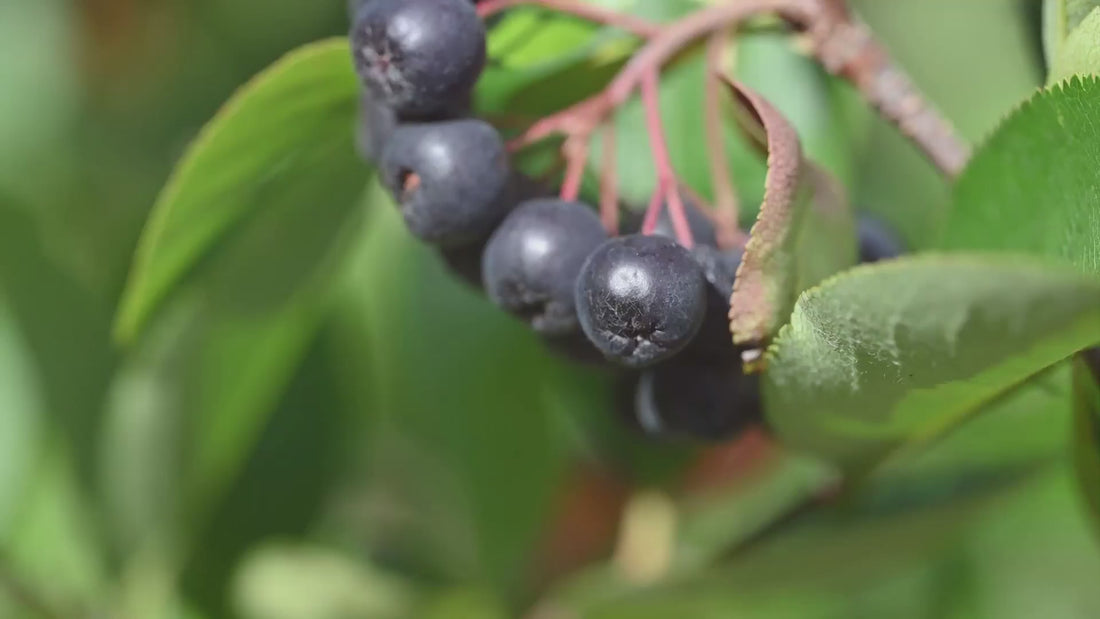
350, 0, 486, 117
651, 195, 719, 248
482, 199, 608, 336
622, 194, 719, 247
576, 234, 708, 368
633, 360, 761, 441
687, 244, 744, 361
857, 213, 905, 263
381, 119, 509, 247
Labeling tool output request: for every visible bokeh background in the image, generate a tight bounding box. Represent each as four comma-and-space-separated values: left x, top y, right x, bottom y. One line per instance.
2, 0, 1098, 618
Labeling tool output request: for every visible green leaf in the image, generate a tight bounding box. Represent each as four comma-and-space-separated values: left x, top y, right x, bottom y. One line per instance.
4, 446, 110, 612
674, 452, 834, 572
764, 255, 1100, 470
1044, 0, 1100, 72
347, 199, 571, 592
726, 80, 856, 348
0, 301, 43, 536
735, 31, 860, 187
0, 200, 115, 481
1049, 8, 1100, 83
1073, 350, 1100, 538
941, 76, 1100, 276
114, 38, 363, 343
0, 0, 77, 205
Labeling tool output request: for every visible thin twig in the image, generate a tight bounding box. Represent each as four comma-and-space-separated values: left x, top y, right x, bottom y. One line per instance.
508, 0, 815, 150
640, 183, 666, 236
598, 122, 620, 235
506, 0, 969, 180
704, 29, 743, 250
639, 70, 694, 248
477, 0, 661, 38
803, 3, 971, 176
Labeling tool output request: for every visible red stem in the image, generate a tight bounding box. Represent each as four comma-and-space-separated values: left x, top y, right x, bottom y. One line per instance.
640, 184, 665, 236
477, 0, 661, 38
559, 135, 589, 202
509, 0, 812, 151
639, 70, 693, 248
704, 30, 744, 250
599, 122, 620, 235
508, 0, 969, 179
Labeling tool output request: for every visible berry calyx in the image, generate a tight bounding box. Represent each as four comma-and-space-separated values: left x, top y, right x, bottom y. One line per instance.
483, 199, 608, 335
350, 0, 486, 117
380, 119, 509, 247
575, 234, 707, 368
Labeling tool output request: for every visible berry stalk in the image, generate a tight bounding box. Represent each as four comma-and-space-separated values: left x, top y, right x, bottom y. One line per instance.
598, 122, 620, 235
477, 0, 660, 38
508, 0, 970, 179
703, 29, 745, 250
639, 70, 694, 249
559, 134, 590, 202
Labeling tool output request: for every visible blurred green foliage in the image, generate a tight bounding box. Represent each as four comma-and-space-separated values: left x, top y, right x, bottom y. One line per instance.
1, 1, 1098, 618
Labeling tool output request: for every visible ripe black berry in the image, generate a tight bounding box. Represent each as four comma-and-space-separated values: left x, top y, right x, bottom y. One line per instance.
380, 119, 509, 247
348, 0, 369, 20
651, 195, 719, 248
687, 244, 744, 360
623, 194, 719, 248
575, 234, 707, 368
435, 173, 551, 290
632, 360, 761, 441
350, 0, 486, 117
482, 199, 608, 335
857, 213, 905, 263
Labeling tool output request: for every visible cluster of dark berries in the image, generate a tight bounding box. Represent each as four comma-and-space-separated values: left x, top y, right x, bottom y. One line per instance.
348, 0, 905, 442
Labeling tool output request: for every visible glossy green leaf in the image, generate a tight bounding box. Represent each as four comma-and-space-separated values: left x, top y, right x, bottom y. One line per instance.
727, 81, 856, 347
941, 76, 1100, 276
1073, 350, 1100, 538
1049, 8, 1100, 83
115, 38, 363, 343
764, 255, 1100, 470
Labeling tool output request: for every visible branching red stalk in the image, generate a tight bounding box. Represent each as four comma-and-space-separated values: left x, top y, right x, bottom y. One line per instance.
510, 0, 814, 151
640, 184, 665, 237
703, 29, 744, 250
598, 122, 620, 235
477, 0, 660, 38
639, 70, 694, 248
559, 135, 590, 202
507, 0, 969, 180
